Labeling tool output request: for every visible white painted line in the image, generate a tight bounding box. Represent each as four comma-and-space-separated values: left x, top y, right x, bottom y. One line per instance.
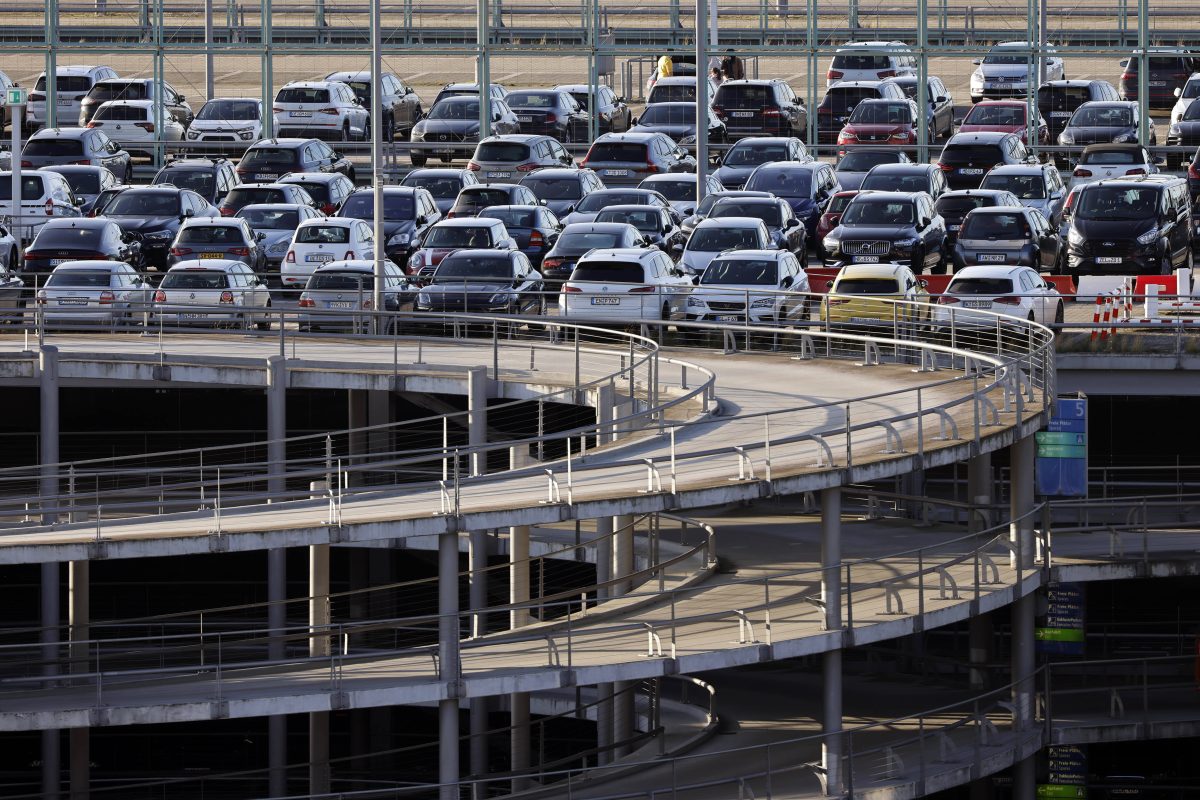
216, 70, 245, 82
495, 72, 524, 83
785, 73, 807, 83
406, 72, 432, 83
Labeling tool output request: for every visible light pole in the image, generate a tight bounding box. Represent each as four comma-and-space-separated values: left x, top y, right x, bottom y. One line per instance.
371, 0, 384, 329
696, 0, 709, 204
8, 87, 27, 271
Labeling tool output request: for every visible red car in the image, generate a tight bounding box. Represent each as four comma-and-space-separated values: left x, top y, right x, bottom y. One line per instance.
958, 100, 1050, 145
815, 190, 860, 257
835, 98, 920, 156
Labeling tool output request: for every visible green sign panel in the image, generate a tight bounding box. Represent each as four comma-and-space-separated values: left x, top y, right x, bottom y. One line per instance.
4, 87, 26, 106
1036, 431, 1086, 447
1037, 785, 1086, 799
1035, 627, 1085, 643
1037, 444, 1087, 459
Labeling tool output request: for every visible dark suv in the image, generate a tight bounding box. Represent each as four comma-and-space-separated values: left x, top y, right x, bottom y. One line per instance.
860, 162, 949, 200
934, 188, 1023, 245
1120, 50, 1199, 107
821, 190, 947, 272
99, 186, 221, 269
236, 137, 356, 184
711, 79, 807, 140
1065, 175, 1191, 275
152, 157, 240, 206
1037, 79, 1121, 144
936, 132, 1033, 191
815, 80, 906, 144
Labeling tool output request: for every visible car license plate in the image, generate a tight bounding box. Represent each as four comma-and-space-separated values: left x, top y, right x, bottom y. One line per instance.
590, 296, 620, 305
487, 171, 509, 179
959, 168, 984, 175
604, 169, 629, 176
180, 312, 206, 319
1050, 111, 1071, 117
948, 224, 960, 231
852, 255, 880, 263
517, 115, 532, 122
329, 301, 355, 309
57, 99, 72, 106
994, 82, 1012, 89
1149, 80, 1166, 87
731, 111, 754, 118
307, 253, 334, 262
978, 253, 1005, 262
433, 147, 455, 155
254, 173, 277, 181
1096, 256, 1122, 264
291, 111, 313, 117
964, 300, 991, 308
199, 252, 224, 259
49, 259, 65, 266
57, 298, 87, 306
715, 314, 739, 321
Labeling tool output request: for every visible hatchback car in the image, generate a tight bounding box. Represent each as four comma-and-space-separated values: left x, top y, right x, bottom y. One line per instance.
80, 78, 192, 127
282, 217, 377, 290
87, 99, 186, 156
553, 83, 633, 134
0, 170, 83, 242
448, 183, 542, 219
836, 98, 921, 155
324, 70, 423, 140
339, 186, 443, 267
890, 75, 955, 140
560, 187, 671, 225
823, 191, 946, 272
1071, 143, 1159, 186
1119, 48, 1199, 107
820, 262, 930, 325
707, 195, 806, 259
152, 157, 240, 206
410, 96, 520, 166
935, 265, 1063, 326
277, 171, 356, 216
21, 218, 139, 282
168, 217, 267, 272
218, 183, 316, 218
402, 168, 482, 216
958, 100, 1050, 146
1061, 101, 1150, 150
1064, 175, 1192, 275
298, 259, 415, 332
952, 205, 1062, 273
407, 217, 518, 279
540, 222, 648, 291
934, 188, 1023, 245
153, 259, 273, 329
580, 132, 696, 187
827, 41, 916, 86
43, 165, 121, 216
560, 247, 692, 322
468, 135, 574, 182
860, 163, 949, 200
713, 136, 810, 190
415, 249, 545, 317
433, 83, 510, 105
236, 138, 356, 184
686, 249, 810, 324
638, 173, 725, 217
679, 217, 773, 276
502, 90, 589, 142
936, 132, 1034, 191
1038, 80, 1122, 144
273, 81, 370, 141
834, 149, 912, 192
25, 65, 118, 132
37, 260, 150, 327
476, 204, 562, 267
744, 160, 841, 239
236, 203, 325, 269
681, 189, 773, 236
593, 204, 684, 255
21, 127, 131, 182
969, 41, 1065, 103
185, 97, 264, 152
517, 167, 605, 217
815, 80, 907, 144
978, 163, 1067, 227
629, 102, 727, 145
646, 75, 717, 106
711, 79, 808, 140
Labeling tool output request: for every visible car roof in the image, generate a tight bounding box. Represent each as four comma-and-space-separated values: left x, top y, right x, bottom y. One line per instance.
1075, 100, 1136, 108
298, 216, 356, 226
695, 216, 763, 228
53, 260, 124, 269
986, 164, 1045, 175
43, 164, 108, 174
597, 204, 663, 214
852, 190, 920, 202
347, 186, 419, 195
43, 218, 111, 229
578, 247, 659, 260
324, 71, 376, 81
640, 173, 695, 182
754, 160, 824, 173
837, 263, 908, 278
314, 259, 378, 271
464, 183, 521, 191
595, 131, 663, 142
203, 96, 260, 102
867, 163, 932, 174
1040, 79, 1104, 88
180, 216, 243, 225
280, 80, 342, 90
521, 168, 588, 178
161, 160, 223, 170
406, 168, 473, 177
233, 182, 293, 190
45, 65, 106, 76
719, 78, 780, 86
652, 76, 698, 85
239, 203, 312, 211
481, 204, 542, 212
279, 172, 343, 182
971, 204, 1031, 214
708, 249, 787, 260
249, 138, 316, 150
1083, 176, 1171, 189
731, 136, 800, 145
1081, 142, 1148, 153
561, 222, 638, 233
31, 127, 91, 140
97, 99, 155, 109
827, 80, 890, 89
432, 217, 500, 227
938, 189, 1016, 198
440, 248, 513, 259
480, 134, 545, 143
95, 78, 151, 86
946, 131, 1015, 143
951, 265, 1027, 279
838, 40, 909, 48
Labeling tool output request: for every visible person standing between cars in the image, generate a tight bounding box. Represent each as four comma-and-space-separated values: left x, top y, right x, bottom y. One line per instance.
721, 50, 745, 80
710, 67, 724, 87
658, 54, 674, 79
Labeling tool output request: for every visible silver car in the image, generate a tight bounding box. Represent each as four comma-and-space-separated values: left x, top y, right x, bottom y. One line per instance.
43, 165, 122, 216
38, 260, 150, 327
236, 203, 326, 269
153, 259, 273, 329
469, 135, 574, 183
978, 163, 1068, 227
297, 259, 416, 333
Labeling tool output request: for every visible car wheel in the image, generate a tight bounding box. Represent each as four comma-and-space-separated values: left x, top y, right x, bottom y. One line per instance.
1027, 311, 1036, 322
1162, 254, 1172, 275
384, 113, 394, 141
1053, 247, 1066, 275
346, 167, 357, 184
342, 121, 352, 141
256, 299, 272, 330
361, 118, 371, 142
6, 248, 15, 271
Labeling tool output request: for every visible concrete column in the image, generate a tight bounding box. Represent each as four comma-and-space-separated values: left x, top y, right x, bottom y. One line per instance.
1010, 435, 1036, 567
69, 728, 87, 800
69, 560, 89, 800
967, 451, 993, 531
309, 711, 330, 796
596, 382, 615, 444
595, 681, 614, 766
467, 367, 488, 477
468, 530, 489, 637
267, 356, 287, 495
821, 487, 842, 796
268, 715, 286, 797
1012, 744, 1036, 800
612, 514, 634, 597
510, 690, 531, 793
438, 530, 461, 800
509, 525, 530, 629
469, 697, 488, 798
595, 516, 613, 601
309, 544, 330, 657
40, 346, 60, 524
612, 679, 635, 759
39, 345, 61, 800
1010, 437, 1037, 800
968, 612, 993, 691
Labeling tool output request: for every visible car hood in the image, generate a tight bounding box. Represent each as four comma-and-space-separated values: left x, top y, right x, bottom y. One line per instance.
844, 123, 911, 136
786, 196, 819, 219
831, 223, 915, 238
380, 219, 415, 240
422, 279, 512, 295
680, 250, 718, 273
561, 211, 600, 225
108, 215, 179, 233
835, 171, 867, 191
1071, 216, 1157, 242
978, 64, 1032, 80
1065, 125, 1138, 143
190, 119, 260, 132
713, 165, 756, 188
419, 120, 480, 135
543, 199, 579, 216
256, 229, 295, 249
629, 122, 695, 140
958, 122, 1025, 135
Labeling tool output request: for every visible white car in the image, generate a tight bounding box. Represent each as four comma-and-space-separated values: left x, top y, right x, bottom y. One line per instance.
934, 265, 1063, 327
685, 249, 810, 324
679, 216, 773, 276
272, 81, 370, 141
185, 97, 264, 151
970, 41, 1065, 103
25, 65, 118, 131
560, 247, 692, 322
0, 170, 83, 241
153, 259, 272, 328
827, 41, 916, 87
1170, 74, 1200, 126
1069, 143, 1158, 187
282, 217, 376, 290
637, 173, 726, 217
87, 100, 186, 156
37, 260, 151, 326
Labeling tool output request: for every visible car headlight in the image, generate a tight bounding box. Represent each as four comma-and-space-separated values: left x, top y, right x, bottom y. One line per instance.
488, 293, 511, 307
824, 236, 840, 253
1059, 132, 1074, 145
1115, 132, 1134, 143
186, 129, 200, 140
1136, 226, 1159, 245
750, 297, 775, 308
895, 237, 918, 248
409, 252, 424, 268
144, 230, 173, 241
466, 126, 480, 137
387, 232, 410, 245
416, 293, 432, 309
412, 127, 425, 140
893, 131, 910, 140
269, 240, 288, 253
238, 129, 255, 140
687, 296, 707, 308
679, 134, 697, 144
970, 72, 983, 87
1068, 227, 1084, 246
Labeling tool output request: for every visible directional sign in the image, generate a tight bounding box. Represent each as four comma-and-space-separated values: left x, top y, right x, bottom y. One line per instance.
1037, 444, 1087, 459
4, 87, 27, 107
1037, 394, 1087, 497
1036, 431, 1086, 448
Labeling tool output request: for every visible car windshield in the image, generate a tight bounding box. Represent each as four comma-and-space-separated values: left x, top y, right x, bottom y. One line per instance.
425, 226, 492, 247
939, 144, 1004, 165
178, 226, 245, 244
56, 172, 101, 194
834, 278, 900, 294
160, 270, 229, 290
93, 104, 148, 121
1184, 81, 1200, 100
1081, 150, 1139, 165
848, 102, 913, 124
1183, 102, 1200, 122
711, 201, 782, 227
649, 84, 695, 103
841, 200, 915, 225
340, 193, 416, 220
688, 226, 761, 251
276, 87, 330, 104
983, 50, 1031, 65
429, 99, 479, 120
981, 174, 1046, 199
571, 261, 644, 283
197, 100, 259, 120
948, 277, 1015, 294
1073, 106, 1134, 126
831, 53, 892, 70
595, 209, 658, 231
36, 76, 91, 92
480, 208, 537, 228
505, 91, 560, 108
826, 194, 856, 214
309, 271, 374, 290
715, 85, 771, 106
701, 258, 778, 285
860, 173, 930, 193
46, 270, 111, 288
33, 227, 103, 248
296, 225, 351, 244
821, 88, 879, 114
458, 189, 513, 208
475, 142, 530, 162
555, 231, 625, 253
156, 170, 215, 197
724, 142, 789, 166
284, 182, 328, 203
434, 255, 512, 281
959, 212, 1029, 239
89, 82, 147, 100
240, 149, 297, 169
637, 105, 693, 125
521, 176, 582, 200
1074, 186, 1160, 220
1038, 86, 1091, 111
576, 191, 644, 212
405, 175, 466, 199
838, 151, 899, 171
238, 208, 300, 229
25, 139, 85, 157
963, 105, 1025, 126
744, 168, 811, 197
646, 180, 695, 201
586, 142, 648, 162
103, 192, 179, 216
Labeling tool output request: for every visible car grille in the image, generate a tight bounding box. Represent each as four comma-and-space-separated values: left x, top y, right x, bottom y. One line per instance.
204, 135, 236, 142
842, 240, 890, 255
708, 301, 746, 312
992, 75, 1024, 83
435, 132, 468, 142
856, 134, 890, 142
1082, 239, 1134, 256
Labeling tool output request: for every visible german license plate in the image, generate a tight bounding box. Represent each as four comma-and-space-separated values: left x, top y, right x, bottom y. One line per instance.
517, 115, 532, 122
307, 253, 334, 262
978, 253, 1005, 262
49, 259, 65, 266
731, 111, 754, 118
57, 99, 72, 106
199, 252, 224, 259
715, 314, 739, 321
57, 298, 87, 305
1050, 111, 1071, 117
964, 300, 991, 308
1149, 81, 1166, 87
604, 169, 629, 176
852, 255, 880, 263
180, 312, 206, 319
487, 172, 509, 179
960, 168, 983, 175
291, 111, 312, 117
1096, 256, 1122, 264
254, 173, 277, 181
994, 83, 1012, 89
329, 301, 355, 309
433, 147, 455, 155
590, 296, 620, 305
948, 224, 960, 231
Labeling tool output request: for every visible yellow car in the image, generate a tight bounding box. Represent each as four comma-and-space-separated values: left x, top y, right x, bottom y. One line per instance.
819, 262, 931, 325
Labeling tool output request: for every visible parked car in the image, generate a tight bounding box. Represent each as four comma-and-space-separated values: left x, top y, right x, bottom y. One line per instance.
236, 137, 356, 183
218, 183, 316, 217
579, 131, 696, 187
707, 195, 807, 259
539, 222, 649, 291
629, 101, 727, 144
827, 41, 916, 86
822, 191, 946, 272
679, 216, 773, 275
402, 168, 482, 216
88, 185, 131, 218
21, 218, 138, 283
298, 259, 416, 332
860, 162, 949, 200
836, 98, 921, 156
978, 163, 1067, 227
87, 99, 186, 156
560, 187, 672, 225
152, 259, 272, 328
272, 81, 370, 141
25, 65, 118, 132
553, 83, 633, 134
100, 186, 221, 269
1170, 73, 1200, 126
1119, 47, 1199, 107
282, 217, 377, 290
407, 217, 518, 280
815, 80, 907, 144
1038, 80, 1122, 144
518, 167, 604, 217
559, 247, 692, 322
969, 41, 1064, 103
713, 136, 810, 190
958, 100, 1050, 146
816, 190, 861, 255
410, 96, 520, 166
934, 188, 1023, 245
21, 127, 131, 182
936, 132, 1034, 191
889, 75, 955, 140
819, 262, 930, 325
1061, 101, 1152, 150
711, 79, 808, 140
167, 216, 268, 272
502, 89, 589, 142
1064, 175, 1192, 275
638, 173, 725, 216
835, 149, 912, 192
80, 77, 192, 127
43, 165, 120, 215
37, 260, 150, 326
1165, 99, 1200, 165
448, 183, 542, 219
744, 160, 841, 240
151, 157, 240, 206
593, 204, 685, 255
681, 190, 773, 236
468, 135, 574, 183
934, 265, 1063, 326
0, 169, 83, 242
433, 83, 509, 105
646, 75, 717, 106
0, 260, 23, 321
951, 205, 1062, 273
324, 70, 423, 139
415, 249, 545, 316
686, 249, 811, 324
235, 203, 325, 269
277, 171, 355, 216
185, 97, 265, 152
338, 186, 443, 267
477, 204, 562, 267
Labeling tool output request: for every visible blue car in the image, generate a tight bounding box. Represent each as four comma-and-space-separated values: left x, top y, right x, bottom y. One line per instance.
744, 160, 842, 243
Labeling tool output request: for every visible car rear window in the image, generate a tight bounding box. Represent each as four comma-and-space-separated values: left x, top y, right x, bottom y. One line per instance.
688, 227, 761, 251
33, 227, 103, 248
505, 92, 559, 108
425, 226, 491, 247
711, 201, 782, 227
480, 208, 537, 228
831, 54, 892, 70
404, 175, 465, 199
848, 101, 913, 124
949, 277, 1015, 294
227, 187, 285, 206
936, 195, 992, 215
834, 278, 899, 294
1038, 86, 1092, 112
715, 85, 771, 106
644, 179, 694, 201
238, 208, 299, 229
25, 139, 85, 157
179, 226, 246, 244
310, 271, 374, 290
340, 193, 416, 219
475, 142, 530, 162
520, 176, 582, 200
701, 258, 779, 285
103, 191, 178, 216
285, 181, 330, 203
595, 209, 658, 231
571, 261, 645, 283
55, 173, 100, 195
1123, 56, 1192, 73
586, 142, 648, 162
46, 270, 111, 287
296, 225, 351, 244
155, 170, 215, 198
963, 105, 1025, 126
822, 88, 880, 114
276, 87, 330, 104
744, 168, 812, 197
556, 231, 624, 253
0, 176, 49, 200
161, 270, 230, 290
36, 76, 92, 93
939, 144, 1004, 165
1072, 106, 1134, 127
1081, 150, 1137, 165
94, 104, 149, 121
838, 151, 898, 171
458, 188, 514, 207
648, 84, 695, 103
89, 82, 147, 101
860, 172, 930, 193
980, 174, 1046, 199
960, 212, 1029, 239
434, 255, 513, 280
240, 148, 299, 169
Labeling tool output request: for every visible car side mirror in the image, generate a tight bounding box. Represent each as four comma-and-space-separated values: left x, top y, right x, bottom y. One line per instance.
781, 275, 793, 287
256, 231, 266, 240
1153, 155, 1166, 166
1119, 59, 1129, 67
920, 217, 931, 228
416, 215, 426, 225
919, 279, 929, 289
936, 95, 947, 103
564, 204, 575, 214
671, 242, 684, 252
825, 280, 834, 289
493, 114, 502, 122
785, 218, 799, 228
709, 154, 722, 168
1175, 87, 1183, 98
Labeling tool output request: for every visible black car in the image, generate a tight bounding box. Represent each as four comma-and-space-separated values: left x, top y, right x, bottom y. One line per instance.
1038, 79, 1122, 144
1119, 49, 1198, 107
1059, 101, 1151, 150
402, 168, 481, 216
936, 132, 1034, 191
713, 136, 810, 190
553, 83, 633, 134
539, 222, 648, 290
151, 157, 241, 206
822, 191, 947, 272
503, 89, 589, 142
712, 79, 808, 141
518, 167, 606, 217
236, 138, 356, 184
448, 183, 542, 219
478, 204, 562, 267
410, 96, 521, 167
21, 218, 141, 282
744, 160, 841, 241
217, 183, 316, 217
628, 102, 727, 144
277, 172, 357, 216
593, 204, 685, 255
1065, 176, 1192, 275
338, 186, 443, 267
834, 149, 913, 192
98, 187, 220, 270
88, 185, 131, 218
934, 188, 1023, 245
952, 205, 1062, 272
889, 75, 955, 140
415, 249, 545, 315
681, 189, 774, 236
706, 195, 807, 260
815, 80, 907, 145
860, 162, 949, 200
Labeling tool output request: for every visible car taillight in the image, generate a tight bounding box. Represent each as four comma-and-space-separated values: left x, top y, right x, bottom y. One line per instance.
530, 230, 544, 246
644, 162, 659, 174
762, 107, 782, 117
994, 296, 1022, 305
45, 199, 54, 216
579, 157, 590, 167
562, 285, 582, 293
286, 250, 295, 263
170, 247, 192, 257
344, 250, 354, 259
272, 106, 284, 113
628, 285, 655, 293
229, 247, 251, 256
67, 160, 91, 166
321, 202, 336, 214
362, 299, 374, 310
1190, 162, 1200, 179
24, 252, 42, 261
154, 289, 166, 303
446, 210, 458, 219
936, 161, 954, 172
1172, 72, 1189, 80
219, 290, 234, 303
467, 162, 481, 171
98, 290, 114, 304
543, 258, 563, 269
135, 122, 155, 133
937, 295, 960, 304
1125, 167, 1146, 176
712, 104, 725, 118
298, 297, 315, 307
86, 121, 101, 128
545, 112, 557, 123
1121, 72, 1133, 83
1073, 167, 1093, 177
516, 162, 539, 172
318, 107, 339, 115
877, 70, 896, 78
20, 160, 31, 168
827, 70, 843, 80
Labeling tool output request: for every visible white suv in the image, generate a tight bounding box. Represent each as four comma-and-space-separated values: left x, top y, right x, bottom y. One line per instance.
26, 65, 118, 132
0, 170, 82, 241
273, 81, 370, 141
1170, 73, 1200, 126
827, 42, 916, 87
282, 217, 376, 290
88, 100, 187, 156
560, 247, 692, 322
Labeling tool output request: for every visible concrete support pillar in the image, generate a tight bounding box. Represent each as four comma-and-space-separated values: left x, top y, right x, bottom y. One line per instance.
69, 560, 89, 800
509, 525, 530, 629
267, 356, 287, 496
1010, 435, 1036, 567
349, 549, 369, 620
612, 679, 635, 759
968, 612, 993, 691
468, 530, 489, 637
309, 711, 330, 796
268, 714, 286, 798
595, 681, 614, 766
510, 689, 531, 793
438, 529, 461, 800
596, 381, 615, 444
820, 487, 842, 796
467, 367, 488, 477
967, 451, 993, 531
40, 346, 60, 524
595, 516, 613, 601
1010, 437, 1037, 800
40, 345, 61, 800
309, 544, 330, 657
612, 514, 634, 596
469, 697, 488, 798
1012, 746, 1036, 800
69, 728, 87, 800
